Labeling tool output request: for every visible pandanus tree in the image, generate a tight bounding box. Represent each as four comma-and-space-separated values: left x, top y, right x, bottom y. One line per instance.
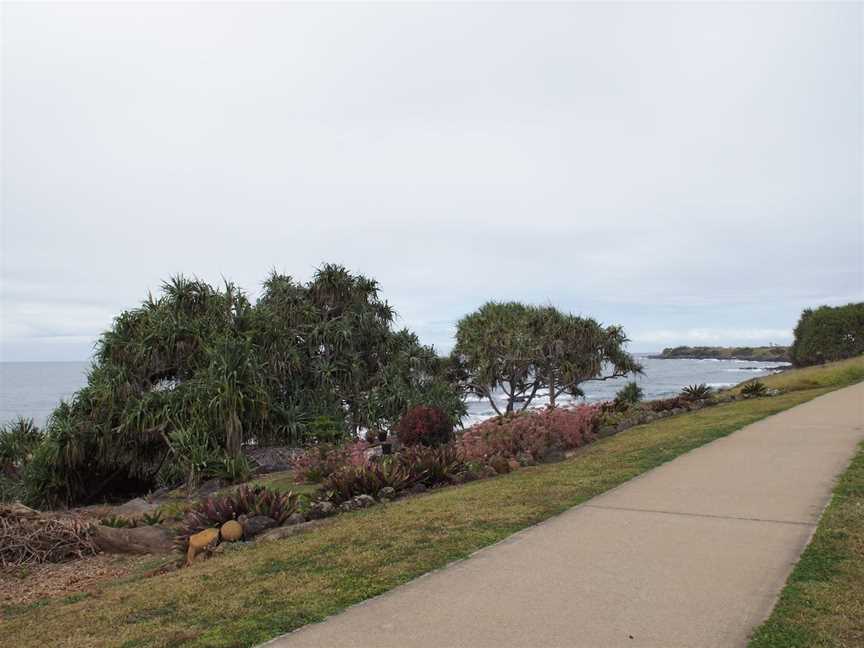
453, 302, 641, 414
24, 265, 463, 506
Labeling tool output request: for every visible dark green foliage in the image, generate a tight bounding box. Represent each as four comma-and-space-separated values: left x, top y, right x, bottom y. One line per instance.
177, 485, 299, 548
681, 383, 712, 400
453, 302, 640, 413
395, 406, 453, 447
614, 382, 643, 406
24, 265, 463, 506
790, 303, 864, 367
742, 381, 768, 397
0, 418, 42, 479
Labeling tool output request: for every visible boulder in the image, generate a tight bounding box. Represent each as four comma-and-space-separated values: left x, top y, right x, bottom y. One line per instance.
410, 483, 427, 494
94, 524, 175, 555
307, 501, 335, 519
377, 487, 397, 501
285, 512, 306, 526
242, 515, 277, 537
114, 497, 159, 516
354, 494, 375, 509
185, 528, 220, 565
220, 520, 243, 542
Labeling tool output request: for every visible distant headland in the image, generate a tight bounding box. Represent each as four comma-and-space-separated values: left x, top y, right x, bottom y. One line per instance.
649, 346, 791, 362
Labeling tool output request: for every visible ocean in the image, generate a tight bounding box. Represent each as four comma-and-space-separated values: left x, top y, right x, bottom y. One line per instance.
0, 356, 787, 429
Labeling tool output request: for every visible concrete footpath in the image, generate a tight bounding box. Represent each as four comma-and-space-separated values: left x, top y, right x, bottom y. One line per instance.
265, 384, 864, 648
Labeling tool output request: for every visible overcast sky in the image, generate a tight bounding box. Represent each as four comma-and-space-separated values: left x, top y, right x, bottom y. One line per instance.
1, 2, 861, 361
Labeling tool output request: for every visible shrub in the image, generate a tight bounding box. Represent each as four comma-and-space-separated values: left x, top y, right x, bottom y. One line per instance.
0, 418, 42, 478
323, 458, 413, 504
681, 384, 712, 400
741, 381, 767, 397
459, 405, 600, 463
397, 445, 466, 487
395, 406, 454, 447
291, 440, 369, 483
614, 382, 643, 407
646, 396, 687, 412
177, 485, 298, 548
790, 303, 864, 367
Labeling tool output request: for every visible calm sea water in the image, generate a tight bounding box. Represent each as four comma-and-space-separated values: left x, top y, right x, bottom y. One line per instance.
0, 356, 787, 429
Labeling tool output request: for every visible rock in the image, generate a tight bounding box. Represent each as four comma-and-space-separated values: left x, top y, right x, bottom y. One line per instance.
220, 520, 243, 542
94, 524, 176, 555
196, 478, 226, 497
285, 512, 306, 526
410, 483, 427, 494
185, 528, 220, 565
256, 520, 316, 543
516, 453, 536, 467
377, 487, 397, 501
114, 497, 159, 516
242, 515, 277, 537
339, 500, 356, 513
307, 501, 335, 519
354, 494, 375, 509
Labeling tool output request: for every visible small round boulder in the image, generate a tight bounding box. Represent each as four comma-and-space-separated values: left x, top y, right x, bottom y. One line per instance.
220, 520, 243, 542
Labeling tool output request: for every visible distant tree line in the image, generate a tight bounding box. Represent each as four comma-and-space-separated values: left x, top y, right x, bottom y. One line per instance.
790, 303, 864, 367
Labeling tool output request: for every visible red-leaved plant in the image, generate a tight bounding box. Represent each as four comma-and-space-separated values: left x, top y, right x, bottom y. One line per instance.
395, 405, 453, 447
459, 404, 600, 462
291, 440, 369, 483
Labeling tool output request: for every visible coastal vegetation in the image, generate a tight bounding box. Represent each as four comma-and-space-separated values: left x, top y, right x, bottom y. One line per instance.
650, 345, 790, 362
3, 357, 861, 647
790, 302, 864, 367
453, 301, 640, 412
13, 266, 464, 507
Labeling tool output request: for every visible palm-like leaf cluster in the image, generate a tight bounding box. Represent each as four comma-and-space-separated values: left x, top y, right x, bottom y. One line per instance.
23, 265, 463, 506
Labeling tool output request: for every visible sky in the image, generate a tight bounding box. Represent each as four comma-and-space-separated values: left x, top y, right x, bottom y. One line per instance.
1, 2, 862, 361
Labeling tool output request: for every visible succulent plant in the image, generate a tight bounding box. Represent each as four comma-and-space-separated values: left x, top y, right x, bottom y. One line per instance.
742, 381, 768, 397
681, 383, 712, 400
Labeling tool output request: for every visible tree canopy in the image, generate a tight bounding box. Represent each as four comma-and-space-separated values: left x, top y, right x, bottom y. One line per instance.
790, 303, 864, 367
453, 302, 641, 414
25, 265, 463, 506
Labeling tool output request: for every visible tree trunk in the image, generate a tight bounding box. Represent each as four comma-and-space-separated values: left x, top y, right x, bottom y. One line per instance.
548, 372, 556, 408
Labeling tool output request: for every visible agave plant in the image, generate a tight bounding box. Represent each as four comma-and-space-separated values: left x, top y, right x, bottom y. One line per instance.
139, 511, 164, 526
741, 381, 768, 397
681, 384, 712, 400
100, 515, 136, 529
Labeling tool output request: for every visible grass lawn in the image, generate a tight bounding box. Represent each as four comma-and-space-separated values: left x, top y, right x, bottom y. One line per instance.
3, 358, 862, 648
749, 439, 864, 648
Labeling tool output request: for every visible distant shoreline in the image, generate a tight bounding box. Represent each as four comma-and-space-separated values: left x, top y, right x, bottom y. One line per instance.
648, 345, 790, 363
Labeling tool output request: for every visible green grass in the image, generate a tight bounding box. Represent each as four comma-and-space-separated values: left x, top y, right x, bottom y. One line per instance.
733, 355, 864, 395
2, 359, 860, 647
748, 441, 864, 648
